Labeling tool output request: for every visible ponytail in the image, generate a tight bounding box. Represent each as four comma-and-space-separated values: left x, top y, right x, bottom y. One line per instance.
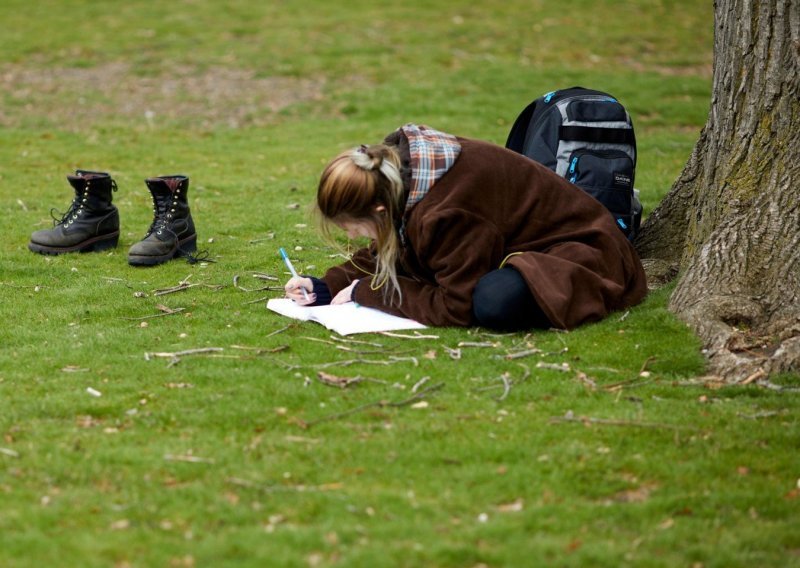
317, 144, 406, 304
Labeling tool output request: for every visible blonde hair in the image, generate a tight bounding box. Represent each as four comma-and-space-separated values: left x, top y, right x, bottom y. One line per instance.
317, 144, 405, 303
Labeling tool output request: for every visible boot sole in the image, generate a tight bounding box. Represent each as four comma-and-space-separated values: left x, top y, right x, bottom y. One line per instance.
127, 233, 197, 266
28, 231, 120, 255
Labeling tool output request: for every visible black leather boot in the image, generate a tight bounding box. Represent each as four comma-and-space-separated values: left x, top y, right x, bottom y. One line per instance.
29, 170, 120, 255
128, 175, 197, 266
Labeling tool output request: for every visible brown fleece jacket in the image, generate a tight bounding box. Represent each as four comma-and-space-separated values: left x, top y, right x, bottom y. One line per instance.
321, 134, 647, 329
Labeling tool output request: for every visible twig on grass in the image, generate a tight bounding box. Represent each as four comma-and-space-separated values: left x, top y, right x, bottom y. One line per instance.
474, 363, 531, 400
314, 371, 387, 388
299, 382, 445, 429
536, 362, 571, 372
153, 282, 201, 296
301, 336, 391, 355
458, 341, 500, 348
635, 356, 656, 375
575, 371, 598, 391
378, 331, 440, 339
230, 344, 289, 355
736, 409, 787, 420
153, 274, 223, 296
496, 372, 512, 401
411, 376, 430, 393
550, 411, 694, 431
603, 376, 654, 392
265, 325, 290, 338
145, 347, 224, 366
443, 346, 462, 360
164, 453, 215, 464
252, 273, 279, 281
329, 336, 385, 348
311, 356, 419, 369
503, 348, 543, 360
121, 306, 186, 321
233, 274, 284, 293
226, 477, 343, 493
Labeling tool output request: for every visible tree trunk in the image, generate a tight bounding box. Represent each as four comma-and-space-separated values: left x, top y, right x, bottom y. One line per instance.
635, 0, 800, 383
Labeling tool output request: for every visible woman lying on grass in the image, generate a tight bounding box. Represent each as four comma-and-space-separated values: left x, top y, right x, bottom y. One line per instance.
284, 124, 647, 331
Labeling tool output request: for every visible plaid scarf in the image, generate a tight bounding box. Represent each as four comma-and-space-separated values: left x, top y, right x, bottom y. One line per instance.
401, 124, 461, 213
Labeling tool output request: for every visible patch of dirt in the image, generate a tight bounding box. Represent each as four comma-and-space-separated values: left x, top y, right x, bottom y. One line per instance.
0, 62, 326, 130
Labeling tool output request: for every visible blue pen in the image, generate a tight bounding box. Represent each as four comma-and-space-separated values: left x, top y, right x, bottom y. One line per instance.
279, 247, 310, 301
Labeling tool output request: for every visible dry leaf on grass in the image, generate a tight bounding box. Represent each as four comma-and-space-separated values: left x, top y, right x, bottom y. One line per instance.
496, 498, 524, 513
316, 371, 364, 389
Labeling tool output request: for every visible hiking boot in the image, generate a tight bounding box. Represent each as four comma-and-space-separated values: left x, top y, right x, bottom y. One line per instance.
28, 170, 120, 255
127, 175, 197, 266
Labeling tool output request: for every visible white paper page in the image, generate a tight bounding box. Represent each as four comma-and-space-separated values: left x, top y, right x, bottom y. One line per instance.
267, 298, 426, 335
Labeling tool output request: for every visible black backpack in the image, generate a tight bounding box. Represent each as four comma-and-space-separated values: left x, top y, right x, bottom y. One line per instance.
506, 86, 642, 238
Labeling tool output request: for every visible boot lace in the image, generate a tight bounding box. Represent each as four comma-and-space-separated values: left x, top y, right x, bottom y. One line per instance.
51, 178, 117, 227
51, 197, 81, 227
145, 189, 213, 265
145, 195, 173, 237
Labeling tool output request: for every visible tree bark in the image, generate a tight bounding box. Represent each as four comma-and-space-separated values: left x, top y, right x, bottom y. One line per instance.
635, 0, 800, 383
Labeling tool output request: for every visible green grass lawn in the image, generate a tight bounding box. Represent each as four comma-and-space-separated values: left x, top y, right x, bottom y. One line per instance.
1, 1, 799, 566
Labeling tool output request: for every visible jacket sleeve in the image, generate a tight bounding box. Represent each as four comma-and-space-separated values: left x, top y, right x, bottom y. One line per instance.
321, 246, 379, 296
351, 209, 505, 326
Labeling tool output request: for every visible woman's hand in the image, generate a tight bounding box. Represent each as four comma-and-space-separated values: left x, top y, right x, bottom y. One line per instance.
331, 279, 359, 305
284, 276, 316, 306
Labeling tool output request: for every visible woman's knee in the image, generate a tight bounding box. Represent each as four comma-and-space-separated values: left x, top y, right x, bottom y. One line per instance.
472, 267, 549, 330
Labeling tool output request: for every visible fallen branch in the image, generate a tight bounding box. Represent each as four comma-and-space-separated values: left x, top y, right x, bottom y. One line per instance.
300, 381, 445, 429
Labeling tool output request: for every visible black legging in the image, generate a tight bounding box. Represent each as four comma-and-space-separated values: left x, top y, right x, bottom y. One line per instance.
472, 267, 551, 331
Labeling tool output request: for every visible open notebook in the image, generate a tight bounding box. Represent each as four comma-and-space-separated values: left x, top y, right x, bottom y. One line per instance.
267, 298, 427, 336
